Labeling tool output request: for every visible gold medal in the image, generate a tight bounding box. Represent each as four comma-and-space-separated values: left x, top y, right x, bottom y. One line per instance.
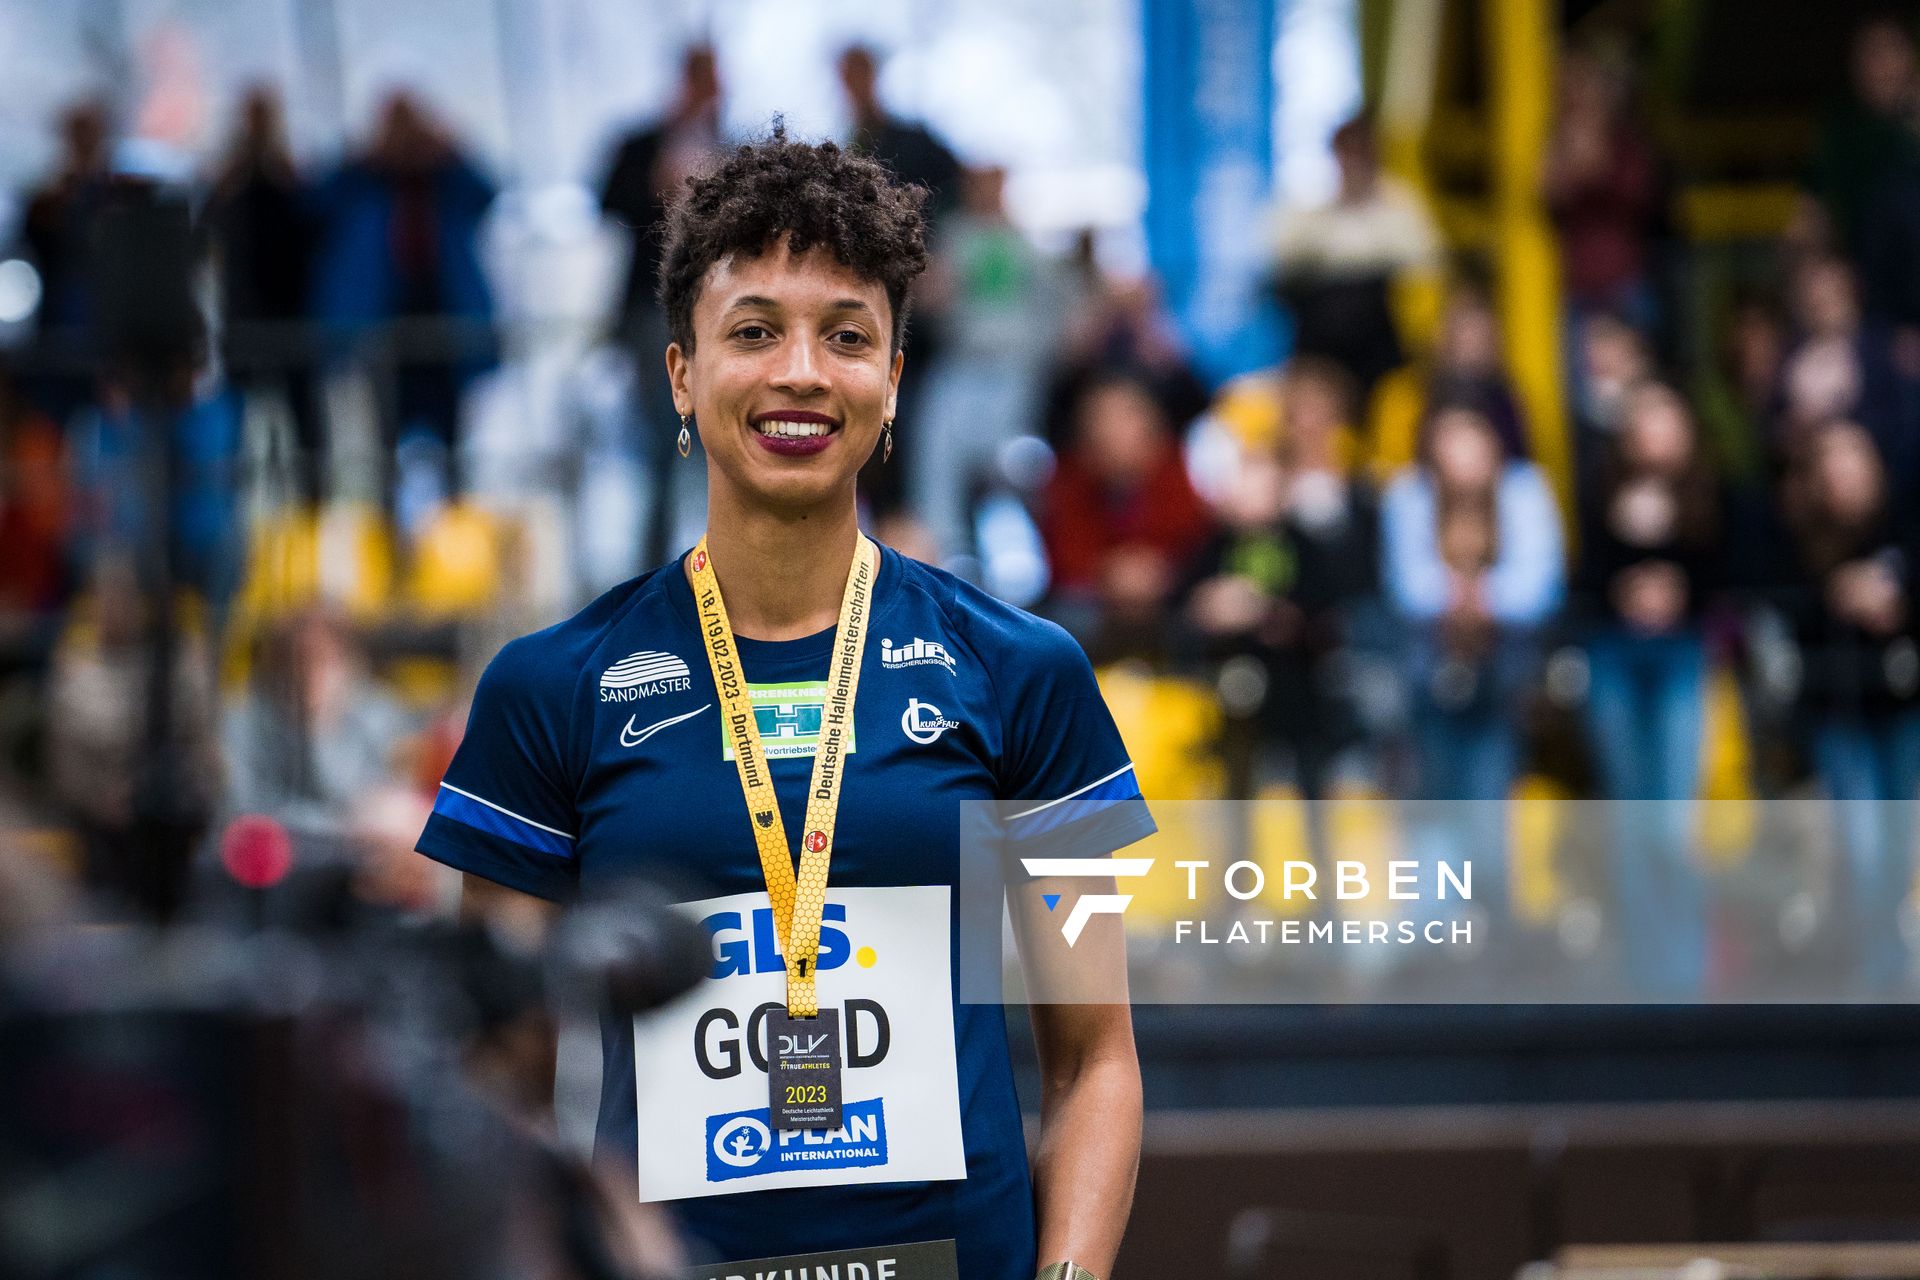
688, 534, 877, 1018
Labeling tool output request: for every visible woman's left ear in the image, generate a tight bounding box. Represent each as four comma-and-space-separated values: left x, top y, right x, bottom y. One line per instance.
886, 349, 904, 419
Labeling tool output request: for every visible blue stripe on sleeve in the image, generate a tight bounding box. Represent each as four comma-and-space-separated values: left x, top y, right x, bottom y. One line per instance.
432, 785, 576, 859
1005, 767, 1143, 840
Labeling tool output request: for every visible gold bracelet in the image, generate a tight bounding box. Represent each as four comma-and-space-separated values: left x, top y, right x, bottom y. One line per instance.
1035, 1264, 1102, 1280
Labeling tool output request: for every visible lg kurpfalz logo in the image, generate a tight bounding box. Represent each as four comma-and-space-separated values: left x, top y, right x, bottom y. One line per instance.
705, 1097, 888, 1183
900, 698, 960, 745
1020, 856, 1155, 946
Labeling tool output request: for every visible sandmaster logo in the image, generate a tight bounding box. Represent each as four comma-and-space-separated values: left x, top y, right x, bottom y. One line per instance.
705, 1098, 889, 1183
600, 651, 694, 702
1020, 857, 1155, 946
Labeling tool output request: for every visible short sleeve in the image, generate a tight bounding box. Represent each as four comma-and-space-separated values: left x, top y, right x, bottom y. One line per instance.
995, 619, 1157, 860
416, 636, 582, 902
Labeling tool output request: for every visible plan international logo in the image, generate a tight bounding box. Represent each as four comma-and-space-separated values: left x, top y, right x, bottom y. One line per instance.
600, 651, 693, 702
705, 1097, 888, 1183
879, 636, 956, 674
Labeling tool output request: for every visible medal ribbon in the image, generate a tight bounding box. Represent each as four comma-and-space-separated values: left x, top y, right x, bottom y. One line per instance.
689, 533, 877, 1017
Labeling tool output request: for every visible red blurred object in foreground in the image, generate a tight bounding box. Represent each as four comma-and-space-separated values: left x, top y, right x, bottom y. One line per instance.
221, 815, 293, 889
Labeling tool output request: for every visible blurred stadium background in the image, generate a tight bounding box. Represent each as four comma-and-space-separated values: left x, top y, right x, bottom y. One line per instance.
6, 0, 1920, 1276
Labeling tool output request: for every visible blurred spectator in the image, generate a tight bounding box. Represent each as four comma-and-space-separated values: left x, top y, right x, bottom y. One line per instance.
20, 99, 113, 427
68, 383, 242, 611
1849, 21, 1920, 335
837, 45, 963, 225
1382, 403, 1564, 940
600, 46, 727, 566
838, 44, 964, 516
46, 555, 220, 915
1267, 113, 1440, 398
1041, 372, 1212, 652
1185, 354, 1378, 805
1574, 384, 1725, 995
1693, 294, 1789, 486
1368, 280, 1529, 476
1809, 16, 1920, 266
1570, 307, 1656, 481
351, 784, 454, 917
1543, 47, 1668, 329
1192, 353, 1361, 498
601, 46, 724, 353
311, 90, 497, 514
910, 166, 1061, 559
206, 85, 322, 503
0, 358, 70, 642
1042, 267, 1209, 453
222, 606, 414, 829
1777, 421, 1920, 989
1778, 253, 1916, 489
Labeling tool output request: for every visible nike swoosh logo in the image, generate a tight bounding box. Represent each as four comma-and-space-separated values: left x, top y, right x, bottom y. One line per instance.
621, 704, 712, 748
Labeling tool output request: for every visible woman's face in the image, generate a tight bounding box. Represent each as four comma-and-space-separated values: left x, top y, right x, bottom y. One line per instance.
1854, 21, 1916, 114
1730, 307, 1784, 383
667, 238, 902, 517
1621, 386, 1694, 471
1077, 382, 1166, 488
1794, 260, 1859, 337
1814, 424, 1884, 524
1283, 374, 1344, 458
1438, 295, 1498, 371
1428, 410, 1500, 491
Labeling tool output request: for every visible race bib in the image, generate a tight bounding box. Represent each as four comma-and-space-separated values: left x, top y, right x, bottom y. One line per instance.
672, 1239, 958, 1280
633, 885, 967, 1202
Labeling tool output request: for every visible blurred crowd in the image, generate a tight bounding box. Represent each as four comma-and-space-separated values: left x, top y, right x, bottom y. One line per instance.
2, 24, 1920, 994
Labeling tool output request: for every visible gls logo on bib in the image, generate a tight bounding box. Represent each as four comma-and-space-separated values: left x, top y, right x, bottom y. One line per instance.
632, 886, 966, 1202
690, 903, 894, 1083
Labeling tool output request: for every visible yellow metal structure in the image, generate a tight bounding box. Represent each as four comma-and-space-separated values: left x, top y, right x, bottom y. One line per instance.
1484, 0, 1574, 516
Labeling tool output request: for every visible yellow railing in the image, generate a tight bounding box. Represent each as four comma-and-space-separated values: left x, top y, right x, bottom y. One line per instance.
1484, 0, 1574, 518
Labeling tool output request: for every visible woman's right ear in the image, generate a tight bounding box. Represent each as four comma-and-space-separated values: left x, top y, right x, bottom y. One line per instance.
665, 342, 693, 417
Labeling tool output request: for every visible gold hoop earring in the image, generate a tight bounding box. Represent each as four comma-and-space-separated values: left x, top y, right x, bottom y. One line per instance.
882, 419, 894, 464
677, 416, 692, 458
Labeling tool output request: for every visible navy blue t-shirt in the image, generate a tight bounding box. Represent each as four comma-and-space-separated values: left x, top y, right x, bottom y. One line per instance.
416, 544, 1155, 1277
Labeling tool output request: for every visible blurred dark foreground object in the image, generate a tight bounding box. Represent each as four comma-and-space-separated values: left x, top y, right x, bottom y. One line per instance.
0, 867, 709, 1280
1543, 1241, 1920, 1278
61, 175, 213, 925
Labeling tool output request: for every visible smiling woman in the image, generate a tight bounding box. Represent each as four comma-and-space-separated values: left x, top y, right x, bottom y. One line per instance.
417, 126, 1153, 1280
657, 130, 926, 627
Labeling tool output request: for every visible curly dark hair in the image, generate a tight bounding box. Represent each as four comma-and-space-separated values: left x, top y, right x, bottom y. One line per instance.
656, 124, 929, 354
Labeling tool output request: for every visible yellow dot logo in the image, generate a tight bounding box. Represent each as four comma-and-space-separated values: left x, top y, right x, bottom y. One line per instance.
855, 946, 878, 969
